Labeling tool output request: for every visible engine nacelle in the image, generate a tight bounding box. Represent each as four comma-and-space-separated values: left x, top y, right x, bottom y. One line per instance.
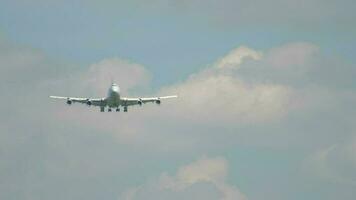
137, 100, 143, 106
155, 99, 161, 105
66, 100, 72, 105
86, 99, 92, 106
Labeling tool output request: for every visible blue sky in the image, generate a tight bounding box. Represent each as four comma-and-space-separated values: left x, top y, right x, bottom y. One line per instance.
1, 1, 356, 200
1, 0, 355, 86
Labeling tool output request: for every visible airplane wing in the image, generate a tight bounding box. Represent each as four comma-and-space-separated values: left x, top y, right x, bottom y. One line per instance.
121, 95, 178, 106
49, 96, 106, 106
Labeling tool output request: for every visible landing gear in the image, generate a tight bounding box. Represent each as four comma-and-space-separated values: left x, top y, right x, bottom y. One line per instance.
108, 108, 112, 112
123, 106, 128, 112
116, 108, 120, 112
100, 107, 105, 112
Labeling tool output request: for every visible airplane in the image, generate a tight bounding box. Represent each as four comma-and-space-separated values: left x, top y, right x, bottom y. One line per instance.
50, 83, 177, 112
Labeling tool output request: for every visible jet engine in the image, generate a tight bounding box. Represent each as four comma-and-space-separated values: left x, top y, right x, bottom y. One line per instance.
86, 99, 92, 106
137, 99, 143, 106
66, 99, 72, 105
155, 99, 161, 105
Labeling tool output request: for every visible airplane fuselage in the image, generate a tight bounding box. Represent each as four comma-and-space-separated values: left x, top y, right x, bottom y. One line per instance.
106, 83, 121, 108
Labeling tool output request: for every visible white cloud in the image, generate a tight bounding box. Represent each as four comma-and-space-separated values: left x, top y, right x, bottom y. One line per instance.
69, 57, 151, 96
120, 157, 247, 200
47, 41, 356, 152
163, 73, 293, 123
160, 157, 228, 189
50, 42, 334, 148
51, 43, 308, 143
52, 41, 352, 131
216, 46, 262, 69
2, 32, 356, 200
159, 44, 298, 124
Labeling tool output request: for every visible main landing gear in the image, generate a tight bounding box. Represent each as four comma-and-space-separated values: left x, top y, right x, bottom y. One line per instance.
100, 107, 127, 112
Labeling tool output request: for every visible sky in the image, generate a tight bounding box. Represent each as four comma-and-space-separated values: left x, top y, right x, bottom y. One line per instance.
0, 0, 356, 200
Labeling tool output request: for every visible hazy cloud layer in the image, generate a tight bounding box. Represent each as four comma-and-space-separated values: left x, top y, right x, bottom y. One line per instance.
1, 1, 356, 199
120, 157, 247, 200
1, 35, 356, 200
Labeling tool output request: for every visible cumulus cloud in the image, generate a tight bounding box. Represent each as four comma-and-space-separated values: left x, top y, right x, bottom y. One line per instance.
80, 58, 151, 95
0, 37, 160, 199
163, 73, 293, 123
2, 35, 356, 200
168, 41, 354, 124
215, 46, 262, 69
47, 57, 156, 143
49, 41, 356, 148
159, 44, 302, 123
47, 41, 356, 131
160, 157, 228, 189
52, 42, 312, 139
45, 57, 152, 100
120, 157, 247, 200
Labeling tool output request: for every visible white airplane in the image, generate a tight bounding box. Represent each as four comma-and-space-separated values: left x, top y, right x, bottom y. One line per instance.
50, 83, 177, 112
